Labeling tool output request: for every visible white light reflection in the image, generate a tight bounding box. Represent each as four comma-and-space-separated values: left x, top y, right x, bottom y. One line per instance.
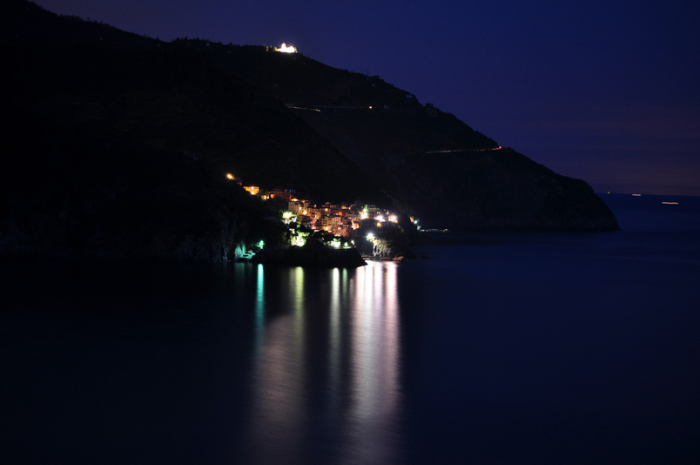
329, 268, 342, 414
292, 267, 305, 346
347, 260, 401, 464
245, 263, 400, 464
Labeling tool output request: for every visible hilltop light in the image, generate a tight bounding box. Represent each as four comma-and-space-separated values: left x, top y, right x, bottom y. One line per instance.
276, 43, 297, 53
226, 173, 235, 180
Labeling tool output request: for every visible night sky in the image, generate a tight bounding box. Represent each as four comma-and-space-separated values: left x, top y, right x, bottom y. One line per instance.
33, 0, 700, 196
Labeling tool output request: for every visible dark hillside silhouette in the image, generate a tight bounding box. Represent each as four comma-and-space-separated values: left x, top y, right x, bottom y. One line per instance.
1, 1, 618, 261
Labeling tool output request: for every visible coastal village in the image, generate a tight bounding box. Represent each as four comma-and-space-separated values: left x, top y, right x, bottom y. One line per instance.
226, 173, 413, 250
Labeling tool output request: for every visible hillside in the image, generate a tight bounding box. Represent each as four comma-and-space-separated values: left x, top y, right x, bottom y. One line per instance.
185, 40, 618, 231
1, 1, 392, 261
1, 1, 618, 261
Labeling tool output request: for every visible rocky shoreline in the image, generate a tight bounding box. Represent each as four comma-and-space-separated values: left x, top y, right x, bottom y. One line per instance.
251, 246, 366, 268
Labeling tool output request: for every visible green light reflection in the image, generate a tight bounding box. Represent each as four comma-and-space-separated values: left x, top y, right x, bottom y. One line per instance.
255, 263, 265, 352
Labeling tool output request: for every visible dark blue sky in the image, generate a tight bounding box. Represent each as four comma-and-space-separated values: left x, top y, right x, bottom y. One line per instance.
34, 0, 700, 195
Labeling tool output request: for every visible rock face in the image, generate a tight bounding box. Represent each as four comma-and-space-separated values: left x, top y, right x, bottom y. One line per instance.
252, 246, 366, 268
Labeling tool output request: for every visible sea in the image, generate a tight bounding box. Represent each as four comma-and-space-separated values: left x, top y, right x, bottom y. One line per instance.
1, 193, 699, 465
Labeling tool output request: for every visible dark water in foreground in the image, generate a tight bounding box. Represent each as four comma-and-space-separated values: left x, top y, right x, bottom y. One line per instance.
2, 194, 699, 464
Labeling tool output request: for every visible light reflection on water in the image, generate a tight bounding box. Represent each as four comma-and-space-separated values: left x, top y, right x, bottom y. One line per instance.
255, 264, 265, 353
245, 261, 401, 465
349, 262, 400, 464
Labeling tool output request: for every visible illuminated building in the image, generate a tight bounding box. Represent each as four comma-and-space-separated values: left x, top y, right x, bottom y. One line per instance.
244, 186, 260, 196
275, 43, 297, 53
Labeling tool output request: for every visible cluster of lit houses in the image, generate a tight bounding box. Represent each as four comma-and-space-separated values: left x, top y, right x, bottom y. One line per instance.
284, 197, 399, 238
228, 173, 400, 239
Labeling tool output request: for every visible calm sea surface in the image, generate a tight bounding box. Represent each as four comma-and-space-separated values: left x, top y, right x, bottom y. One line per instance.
2, 194, 699, 464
